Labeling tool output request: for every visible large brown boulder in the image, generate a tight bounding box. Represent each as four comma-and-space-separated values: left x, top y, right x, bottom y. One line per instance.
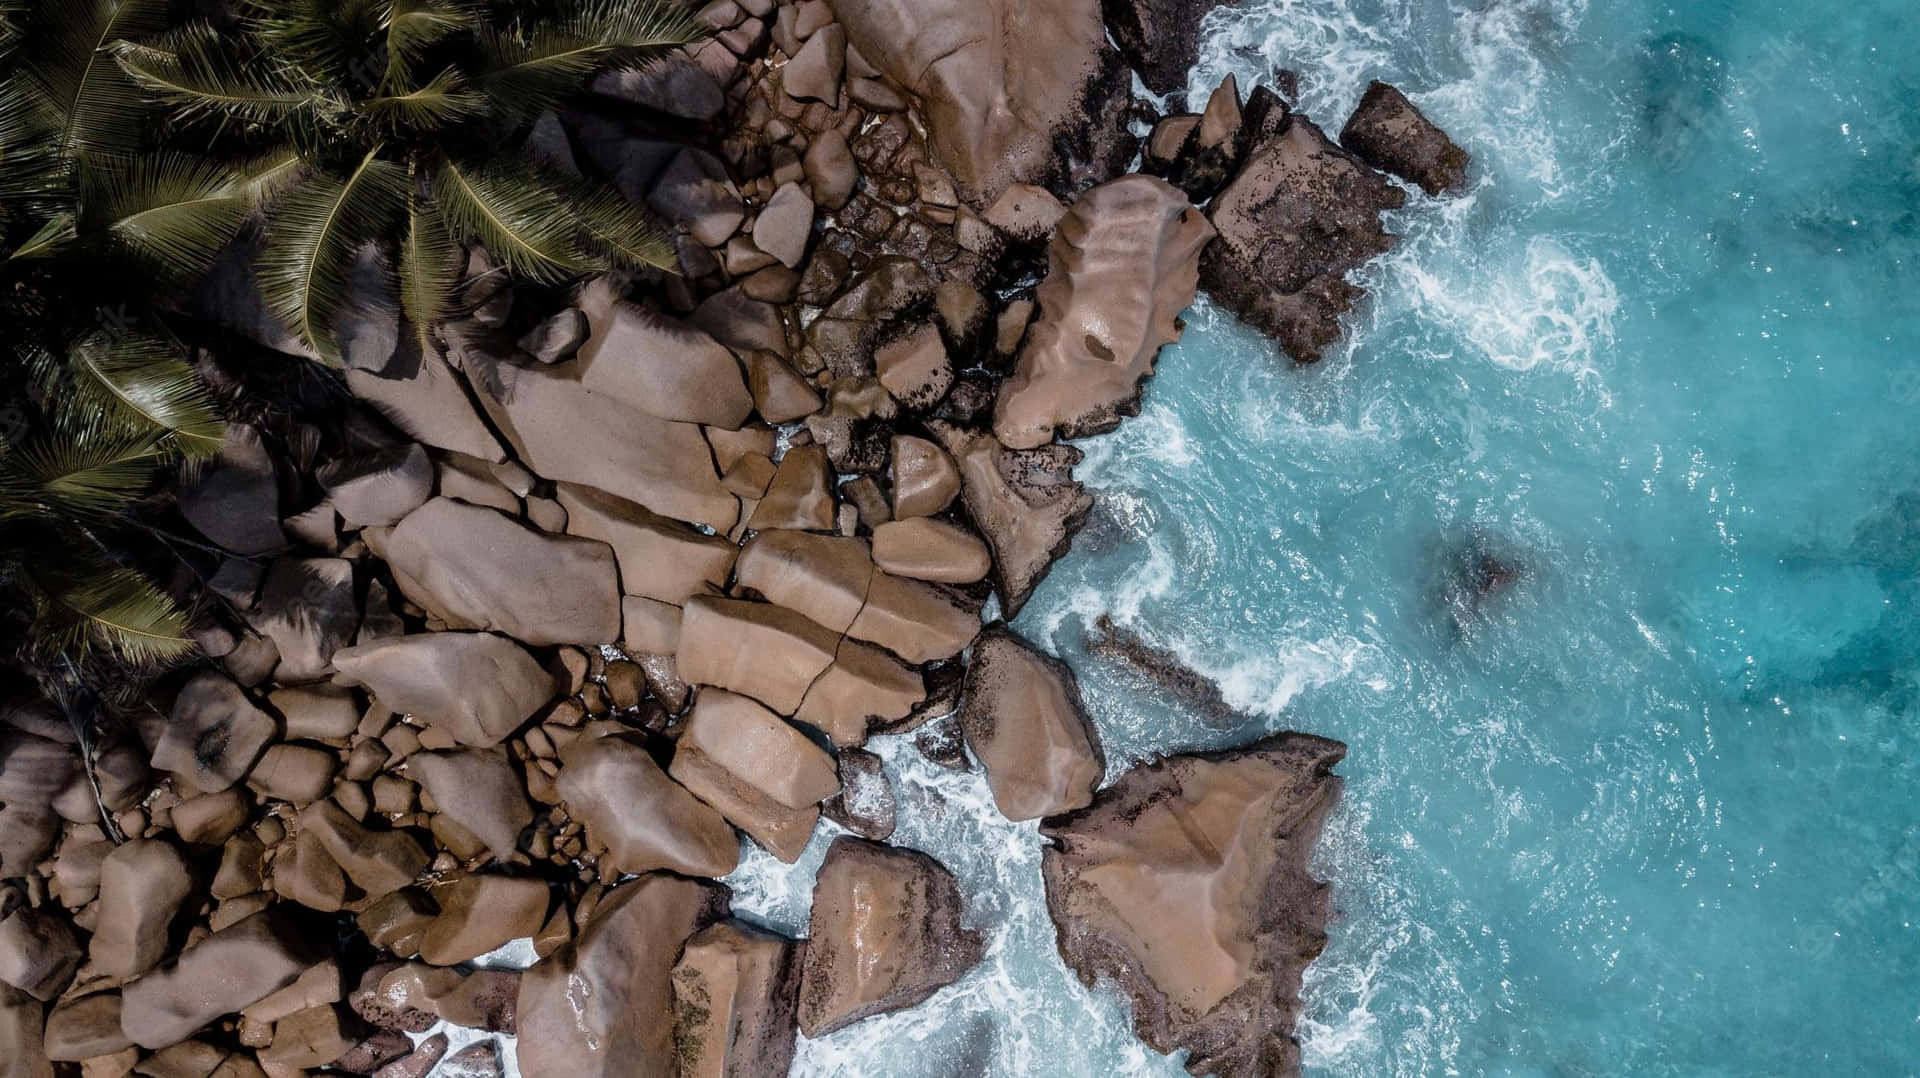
994, 176, 1214, 449
90, 839, 195, 981
464, 348, 739, 530
384, 498, 622, 646
247, 556, 360, 682
958, 626, 1105, 820
0, 983, 52, 1078
668, 690, 834, 862
406, 749, 533, 863
517, 874, 728, 1078
120, 910, 314, 1049
677, 598, 839, 716
735, 530, 979, 664
797, 837, 982, 1036
1339, 80, 1470, 196
573, 300, 754, 429
1039, 733, 1346, 1078
345, 341, 506, 463
670, 920, 802, 1078
557, 733, 740, 878
1200, 116, 1405, 363
331, 632, 556, 748
153, 672, 277, 792
928, 422, 1092, 618
176, 424, 285, 555
1101, 0, 1227, 95
554, 482, 738, 606
823, 0, 1128, 206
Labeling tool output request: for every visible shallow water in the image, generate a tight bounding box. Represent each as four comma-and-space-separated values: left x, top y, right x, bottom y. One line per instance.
729, 0, 1920, 1075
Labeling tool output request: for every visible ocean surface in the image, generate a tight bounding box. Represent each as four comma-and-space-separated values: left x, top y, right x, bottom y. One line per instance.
725, 0, 1920, 1075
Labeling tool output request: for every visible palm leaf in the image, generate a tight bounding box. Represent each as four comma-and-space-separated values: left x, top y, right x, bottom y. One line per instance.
474, 0, 703, 119
82, 152, 251, 279
358, 67, 483, 135
248, 0, 389, 92
26, 0, 170, 157
38, 565, 193, 665
565, 178, 675, 270
431, 157, 585, 281
0, 71, 67, 204
0, 418, 170, 523
256, 149, 408, 363
8, 210, 75, 259
111, 24, 318, 132
398, 188, 457, 355
381, 0, 478, 91
67, 329, 225, 457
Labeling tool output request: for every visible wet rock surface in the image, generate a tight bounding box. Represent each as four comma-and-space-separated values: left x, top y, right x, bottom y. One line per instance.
797, 837, 983, 1036
958, 625, 1107, 821
1340, 80, 1472, 195
1040, 734, 1347, 1078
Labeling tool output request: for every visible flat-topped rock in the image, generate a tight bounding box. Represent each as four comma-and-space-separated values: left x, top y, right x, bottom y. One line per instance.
871, 517, 991, 583
320, 442, 433, 528
518, 875, 728, 1078
677, 597, 840, 716
0, 906, 80, 1001
670, 920, 802, 1078
298, 800, 430, 897
1201, 115, 1405, 363
554, 482, 738, 606
464, 349, 738, 530
120, 910, 313, 1050
793, 637, 926, 747
418, 875, 551, 966
331, 632, 556, 748
749, 445, 837, 532
1039, 733, 1347, 1078
1339, 80, 1470, 195
557, 733, 740, 878
959, 626, 1105, 821
574, 302, 753, 429
994, 176, 1214, 449
346, 343, 506, 463
735, 530, 875, 634
154, 673, 277, 793
797, 837, 982, 1036
407, 748, 533, 863
669, 690, 833, 861
384, 498, 621, 646
929, 422, 1092, 618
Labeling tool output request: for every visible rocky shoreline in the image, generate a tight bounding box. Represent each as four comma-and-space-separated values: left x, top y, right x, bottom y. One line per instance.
0, 1, 1468, 1076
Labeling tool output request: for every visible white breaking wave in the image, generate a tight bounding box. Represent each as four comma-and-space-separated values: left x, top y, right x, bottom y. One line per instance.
1399, 235, 1620, 377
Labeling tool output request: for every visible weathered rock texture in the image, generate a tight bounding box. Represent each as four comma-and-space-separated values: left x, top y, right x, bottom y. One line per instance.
1339, 80, 1471, 196
995, 176, 1215, 449
1039, 733, 1347, 1078
1101, 0, 1228, 95
797, 837, 982, 1036
958, 626, 1106, 821
930, 423, 1092, 618
517, 874, 728, 1078
670, 920, 802, 1078
1200, 116, 1405, 363
824, 0, 1128, 205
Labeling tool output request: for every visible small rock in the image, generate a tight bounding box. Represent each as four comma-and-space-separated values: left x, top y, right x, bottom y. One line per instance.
246, 742, 338, 804
43, 990, 130, 1062
874, 324, 953, 411
1339, 79, 1470, 195
319, 443, 433, 528
982, 183, 1066, 242
418, 875, 550, 966
270, 684, 360, 741
822, 748, 896, 840
887, 435, 961, 518
958, 625, 1105, 820
747, 445, 836, 531
298, 800, 429, 897
802, 130, 858, 211
0, 906, 81, 1000
752, 182, 815, 269
746, 351, 824, 423
782, 24, 844, 105
669, 920, 800, 1078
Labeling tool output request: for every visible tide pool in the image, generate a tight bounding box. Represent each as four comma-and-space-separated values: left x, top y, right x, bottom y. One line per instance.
730, 0, 1920, 1074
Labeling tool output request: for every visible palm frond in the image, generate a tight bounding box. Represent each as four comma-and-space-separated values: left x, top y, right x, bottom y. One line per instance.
27, 0, 170, 157
399, 187, 457, 355
0, 417, 169, 523
431, 156, 587, 281
255, 149, 408, 362
473, 0, 703, 119
358, 67, 483, 135
38, 565, 194, 665
82, 151, 250, 279
248, 0, 389, 92
381, 0, 478, 92
112, 24, 318, 132
565, 178, 675, 270
67, 329, 225, 457
8, 210, 74, 259
0, 72, 68, 204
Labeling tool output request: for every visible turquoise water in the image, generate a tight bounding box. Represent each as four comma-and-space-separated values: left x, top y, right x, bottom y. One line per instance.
729, 1, 1920, 1075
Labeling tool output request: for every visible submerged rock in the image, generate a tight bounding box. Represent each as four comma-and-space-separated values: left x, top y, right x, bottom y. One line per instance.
796, 837, 983, 1036
1200, 115, 1405, 363
1084, 614, 1238, 722
1039, 733, 1346, 1078
994, 176, 1215, 449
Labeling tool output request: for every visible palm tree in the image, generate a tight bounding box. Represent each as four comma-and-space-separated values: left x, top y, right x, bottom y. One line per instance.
116, 0, 705, 362
0, 0, 243, 666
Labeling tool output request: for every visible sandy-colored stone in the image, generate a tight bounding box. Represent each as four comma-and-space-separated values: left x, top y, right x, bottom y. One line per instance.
748, 445, 836, 532
871, 517, 991, 583
331, 633, 555, 749
555, 482, 738, 606
670, 920, 801, 1078
557, 734, 739, 878
91, 840, 195, 981
929, 422, 1091, 618
958, 626, 1105, 820
418, 876, 550, 967
676, 598, 840, 715
574, 302, 753, 429
120, 911, 313, 1050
